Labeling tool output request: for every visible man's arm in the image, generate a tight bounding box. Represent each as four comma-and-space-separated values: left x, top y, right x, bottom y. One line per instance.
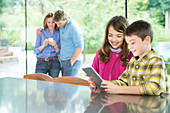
71, 21, 84, 65
70, 48, 83, 65
36, 28, 43, 35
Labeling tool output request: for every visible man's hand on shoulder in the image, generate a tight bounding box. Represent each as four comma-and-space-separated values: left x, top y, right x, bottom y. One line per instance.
36, 28, 43, 35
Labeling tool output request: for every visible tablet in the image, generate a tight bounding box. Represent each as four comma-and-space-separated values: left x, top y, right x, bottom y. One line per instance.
82, 67, 105, 90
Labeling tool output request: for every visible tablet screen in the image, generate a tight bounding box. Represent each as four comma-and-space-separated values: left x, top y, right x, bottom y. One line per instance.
82, 67, 105, 90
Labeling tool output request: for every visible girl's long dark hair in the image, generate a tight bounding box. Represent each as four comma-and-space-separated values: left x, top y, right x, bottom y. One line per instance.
98, 16, 130, 66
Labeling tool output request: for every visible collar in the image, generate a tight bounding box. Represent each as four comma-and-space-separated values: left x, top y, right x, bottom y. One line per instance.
63, 17, 71, 28
67, 17, 71, 24
134, 49, 155, 62
46, 28, 56, 34
110, 46, 122, 53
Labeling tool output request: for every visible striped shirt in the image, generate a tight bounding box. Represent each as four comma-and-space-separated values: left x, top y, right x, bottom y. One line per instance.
112, 49, 169, 95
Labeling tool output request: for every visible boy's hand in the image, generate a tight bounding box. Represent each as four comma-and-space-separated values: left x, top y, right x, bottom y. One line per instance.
101, 81, 118, 94
36, 28, 43, 35
88, 78, 100, 93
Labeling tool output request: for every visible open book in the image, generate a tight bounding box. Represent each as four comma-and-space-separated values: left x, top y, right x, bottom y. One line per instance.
23, 73, 90, 86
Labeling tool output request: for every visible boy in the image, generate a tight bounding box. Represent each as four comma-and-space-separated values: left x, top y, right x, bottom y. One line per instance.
100, 20, 169, 95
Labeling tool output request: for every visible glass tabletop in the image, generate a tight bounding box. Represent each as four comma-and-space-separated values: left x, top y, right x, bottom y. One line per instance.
0, 77, 169, 113
0, 77, 91, 113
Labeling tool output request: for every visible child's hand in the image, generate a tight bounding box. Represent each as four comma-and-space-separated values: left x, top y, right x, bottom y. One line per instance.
101, 94, 120, 106
101, 81, 117, 94
88, 93, 98, 105
88, 78, 100, 93
36, 28, 43, 35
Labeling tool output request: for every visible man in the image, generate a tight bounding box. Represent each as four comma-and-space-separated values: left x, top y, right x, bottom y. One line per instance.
53, 10, 84, 76
37, 10, 84, 76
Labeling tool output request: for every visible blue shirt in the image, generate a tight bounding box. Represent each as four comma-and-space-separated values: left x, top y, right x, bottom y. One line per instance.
59, 17, 84, 61
34, 28, 60, 58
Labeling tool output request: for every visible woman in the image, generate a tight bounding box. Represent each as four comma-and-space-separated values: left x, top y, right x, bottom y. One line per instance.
34, 12, 61, 78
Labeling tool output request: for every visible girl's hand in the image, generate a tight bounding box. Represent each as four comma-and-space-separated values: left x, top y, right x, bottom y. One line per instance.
88, 93, 98, 105
88, 78, 100, 93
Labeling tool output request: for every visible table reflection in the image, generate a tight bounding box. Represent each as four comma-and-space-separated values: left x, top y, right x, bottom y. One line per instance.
0, 77, 169, 113
84, 92, 170, 113
38, 81, 79, 111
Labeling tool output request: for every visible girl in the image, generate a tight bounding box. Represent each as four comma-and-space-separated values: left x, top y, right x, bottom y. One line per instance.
34, 12, 61, 78
90, 16, 133, 92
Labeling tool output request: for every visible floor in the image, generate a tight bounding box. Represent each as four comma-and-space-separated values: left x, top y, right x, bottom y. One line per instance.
0, 47, 95, 78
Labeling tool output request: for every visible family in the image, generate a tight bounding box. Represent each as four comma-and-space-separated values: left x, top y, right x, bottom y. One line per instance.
34, 9, 169, 95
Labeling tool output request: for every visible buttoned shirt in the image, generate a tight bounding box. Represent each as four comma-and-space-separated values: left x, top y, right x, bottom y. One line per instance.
34, 28, 60, 58
112, 49, 169, 95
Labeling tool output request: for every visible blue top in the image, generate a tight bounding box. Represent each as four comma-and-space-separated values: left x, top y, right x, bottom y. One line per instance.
59, 17, 84, 61
34, 28, 60, 58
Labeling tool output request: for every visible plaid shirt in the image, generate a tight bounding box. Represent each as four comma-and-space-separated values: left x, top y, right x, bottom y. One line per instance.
112, 49, 169, 95
126, 95, 169, 113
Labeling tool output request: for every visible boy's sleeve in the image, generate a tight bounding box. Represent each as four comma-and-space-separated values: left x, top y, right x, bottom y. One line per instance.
138, 57, 168, 95
112, 65, 130, 86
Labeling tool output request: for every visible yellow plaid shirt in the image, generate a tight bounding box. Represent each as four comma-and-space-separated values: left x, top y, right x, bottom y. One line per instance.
112, 49, 169, 95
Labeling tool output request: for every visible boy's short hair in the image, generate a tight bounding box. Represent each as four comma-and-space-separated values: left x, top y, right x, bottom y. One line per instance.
54, 10, 67, 21
126, 20, 153, 43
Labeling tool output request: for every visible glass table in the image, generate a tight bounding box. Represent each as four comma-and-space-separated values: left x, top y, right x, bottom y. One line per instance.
0, 77, 169, 113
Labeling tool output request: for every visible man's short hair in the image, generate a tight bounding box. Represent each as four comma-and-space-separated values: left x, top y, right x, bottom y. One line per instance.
54, 10, 67, 21
126, 20, 153, 43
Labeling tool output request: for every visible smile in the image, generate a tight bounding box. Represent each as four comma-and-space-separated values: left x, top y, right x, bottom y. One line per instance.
112, 42, 119, 46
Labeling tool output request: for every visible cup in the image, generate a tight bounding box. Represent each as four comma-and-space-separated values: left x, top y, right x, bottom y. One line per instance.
49, 38, 53, 42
